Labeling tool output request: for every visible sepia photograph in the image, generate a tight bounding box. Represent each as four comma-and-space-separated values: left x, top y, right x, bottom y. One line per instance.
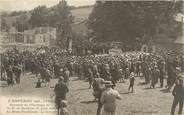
0, 0, 184, 115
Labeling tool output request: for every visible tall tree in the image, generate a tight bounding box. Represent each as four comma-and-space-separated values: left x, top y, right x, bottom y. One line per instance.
50, 0, 73, 49
1, 17, 10, 32
29, 5, 49, 27
13, 14, 30, 32
88, 1, 183, 44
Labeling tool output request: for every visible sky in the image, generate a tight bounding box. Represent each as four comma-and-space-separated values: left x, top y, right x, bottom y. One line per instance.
0, 0, 96, 12
0, 0, 180, 12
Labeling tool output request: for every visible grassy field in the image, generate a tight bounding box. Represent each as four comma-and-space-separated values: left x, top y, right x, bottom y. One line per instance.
0, 73, 181, 115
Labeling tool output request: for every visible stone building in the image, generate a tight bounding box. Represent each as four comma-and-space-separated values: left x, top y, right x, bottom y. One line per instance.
1, 27, 56, 50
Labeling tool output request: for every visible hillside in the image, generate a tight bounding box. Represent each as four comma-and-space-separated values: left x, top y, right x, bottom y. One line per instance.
2, 6, 93, 29
71, 6, 93, 23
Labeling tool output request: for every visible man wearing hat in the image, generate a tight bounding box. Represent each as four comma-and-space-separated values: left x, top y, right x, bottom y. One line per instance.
150, 65, 160, 88
63, 67, 70, 86
13, 63, 22, 84
158, 60, 166, 88
54, 77, 69, 115
53, 62, 61, 78
166, 60, 177, 91
6, 65, 14, 86
94, 76, 105, 115
171, 76, 184, 115
128, 72, 135, 93
100, 81, 121, 115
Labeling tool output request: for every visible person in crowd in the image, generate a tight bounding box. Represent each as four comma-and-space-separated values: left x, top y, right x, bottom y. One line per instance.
40, 67, 46, 82
6, 65, 14, 86
63, 67, 70, 86
128, 72, 135, 93
45, 68, 51, 86
13, 63, 22, 84
144, 63, 150, 83
125, 67, 130, 79
167, 61, 177, 91
88, 68, 94, 89
66, 61, 73, 77
35, 78, 42, 88
158, 60, 165, 88
60, 100, 69, 115
92, 74, 105, 100
118, 68, 125, 83
110, 63, 118, 83
78, 63, 83, 80
54, 77, 69, 115
150, 65, 160, 88
171, 77, 184, 115
147, 66, 152, 83
54, 62, 61, 78
92, 76, 105, 115
137, 62, 142, 77
100, 81, 121, 115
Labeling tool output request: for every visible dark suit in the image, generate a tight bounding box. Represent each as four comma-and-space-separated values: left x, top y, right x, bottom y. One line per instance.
171, 84, 184, 115
54, 82, 69, 108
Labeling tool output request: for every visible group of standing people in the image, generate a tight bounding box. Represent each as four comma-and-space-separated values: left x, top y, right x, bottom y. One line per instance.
1, 49, 22, 86
1, 47, 184, 115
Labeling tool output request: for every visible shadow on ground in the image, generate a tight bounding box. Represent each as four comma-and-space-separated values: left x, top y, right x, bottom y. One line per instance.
120, 92, 129, 94
160, 89, 171, 93
76, 88, 90, 91
137, 82, 150, 86
80, 100, 97, 104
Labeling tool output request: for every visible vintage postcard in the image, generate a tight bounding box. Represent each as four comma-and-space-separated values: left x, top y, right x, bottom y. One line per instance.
0, 0, 184, 115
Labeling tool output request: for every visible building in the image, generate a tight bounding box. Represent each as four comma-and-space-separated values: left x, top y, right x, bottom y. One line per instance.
1, 27, 56, 51
24, 27, 56, 47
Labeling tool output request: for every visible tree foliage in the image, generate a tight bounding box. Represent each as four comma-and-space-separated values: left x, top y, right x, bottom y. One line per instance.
28, 1, 73, 48
8, 11, 27, 17
13, 14, 30, 32
88, 1, 183, 43
1, 17, 10, 31
29, 5, 49, 27
51, 1, 73, 48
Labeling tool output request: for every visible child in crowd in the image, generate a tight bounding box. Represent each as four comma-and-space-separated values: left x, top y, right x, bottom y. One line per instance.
60, 100, 69, 115
36, 79, 42, 88
128, 72, 135, 93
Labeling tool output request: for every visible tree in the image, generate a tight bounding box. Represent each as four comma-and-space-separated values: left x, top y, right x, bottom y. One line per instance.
88, 1, 183, 44
29, 5, 49, 27
1, 17, 10, 32
27, 1, 73, 49
8, 11, 27, 17
50, 0, 73, 49
1, 11, 8, 17
13, 14, 30, 32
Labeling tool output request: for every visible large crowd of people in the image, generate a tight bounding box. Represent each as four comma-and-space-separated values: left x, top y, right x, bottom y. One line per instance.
1, 46, 184, 115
